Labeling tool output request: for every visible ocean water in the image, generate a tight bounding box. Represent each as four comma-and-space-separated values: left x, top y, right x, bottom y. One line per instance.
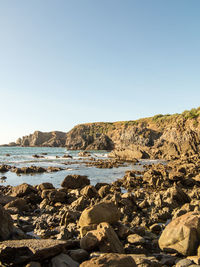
0, 147, 155, 188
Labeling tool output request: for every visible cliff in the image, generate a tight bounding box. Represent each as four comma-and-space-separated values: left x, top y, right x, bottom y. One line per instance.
13, 131, 67, 147
65, 107, 200, 159
7, 107, 200, 160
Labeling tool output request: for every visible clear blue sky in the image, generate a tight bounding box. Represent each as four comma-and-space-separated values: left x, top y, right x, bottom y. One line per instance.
0, 0, 200, 144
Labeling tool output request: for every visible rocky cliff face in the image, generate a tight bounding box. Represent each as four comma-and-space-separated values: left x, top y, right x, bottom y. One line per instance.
65, 108, 200, 160
8, 108, 200, 160
14, 131, 67, 147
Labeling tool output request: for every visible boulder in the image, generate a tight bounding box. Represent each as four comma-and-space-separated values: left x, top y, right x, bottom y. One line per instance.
61, 175, 90, 189
80, 185, 99, 199
51, 253, 79, 267
80, 223, 124, 253
79, 202, 120, 227
0, 205, 13, 240
159, 212, 200, 255
80, 253, 136, 267
0, 239, 70, 265
11, 183, 36, 197
4, 198, 29, 212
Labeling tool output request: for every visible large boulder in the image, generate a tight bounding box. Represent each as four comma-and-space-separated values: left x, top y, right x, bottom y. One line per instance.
11, 183, 36, 197
0, 239, 70, 265
80, 253, 136, 267
79, 202, 120, 227
80, 223, 124, 253
61, 175, 90, 189
0, 205, 13, 240
159, 212, 200, 255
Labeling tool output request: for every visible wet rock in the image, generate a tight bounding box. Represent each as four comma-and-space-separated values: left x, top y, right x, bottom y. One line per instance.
61, 175, 90, 189
159, 211, 200, 255
79, 202, 120, 227
0, 165, 10, 172
78, 151, 91, 157
80, 253, 136, 267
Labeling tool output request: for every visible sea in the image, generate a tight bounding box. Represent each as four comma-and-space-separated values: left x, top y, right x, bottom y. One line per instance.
0, 147, 156, 188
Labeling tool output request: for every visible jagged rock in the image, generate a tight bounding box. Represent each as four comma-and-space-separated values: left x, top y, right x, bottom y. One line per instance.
80, 223, 124, 253
61, 175, 90, 189
79, 202, 120, 227
10, 183, 36, 197
80, 185, 99, 199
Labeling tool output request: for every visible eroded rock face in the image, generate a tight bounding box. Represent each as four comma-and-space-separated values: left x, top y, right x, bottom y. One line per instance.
16, 131, 67, 147
159, 211, 200, 255
79, 202, 120, 227
80, 253, 137, 267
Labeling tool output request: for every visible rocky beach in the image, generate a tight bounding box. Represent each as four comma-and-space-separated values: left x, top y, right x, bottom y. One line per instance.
0, 108, 200, 266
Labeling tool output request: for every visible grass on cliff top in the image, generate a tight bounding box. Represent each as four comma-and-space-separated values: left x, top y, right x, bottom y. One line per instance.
75, 107, 200, 132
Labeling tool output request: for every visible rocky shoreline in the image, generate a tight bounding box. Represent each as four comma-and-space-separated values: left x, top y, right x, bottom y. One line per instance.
0, 152, 200, 266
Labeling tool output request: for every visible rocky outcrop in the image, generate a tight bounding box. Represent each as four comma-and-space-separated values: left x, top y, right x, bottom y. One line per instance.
15, 131, 67, 147
6, 107, 200, 160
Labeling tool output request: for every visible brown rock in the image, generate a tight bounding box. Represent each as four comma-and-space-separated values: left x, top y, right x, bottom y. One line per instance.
61, 175, 90, 189
159, 211, 200, 255
79, 202, 120, 227
11, 183, 36, 197
80, 253, 136, 267
0, 205, 13, 240
0, 239, 70, 265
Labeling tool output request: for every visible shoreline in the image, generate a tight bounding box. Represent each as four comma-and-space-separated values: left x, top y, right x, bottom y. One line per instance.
0, 151, 199, 266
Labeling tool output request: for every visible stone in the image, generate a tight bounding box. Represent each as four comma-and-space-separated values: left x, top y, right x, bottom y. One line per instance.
4, 198, 29, 212
26, 262, 41, 267
80, 232, 99, 251
37, 182, 55, 191
79, 202, 120, 227
159, 211, 200, 256
127, 234, 145, 245
68, 249, 89, 263
80, 185, 99, 199
175, 259, 193, 267
80, 253, 136, 267
80, 223, 124, 253
0, 239, 70, 265
61, 175, 90, 189
187, 256, 200, 265
11, 183, 36, 197
51, 253, 79, 267
0, 205, 13, 240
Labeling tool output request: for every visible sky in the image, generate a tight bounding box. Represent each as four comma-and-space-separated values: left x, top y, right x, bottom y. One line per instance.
0, 0, 200, 144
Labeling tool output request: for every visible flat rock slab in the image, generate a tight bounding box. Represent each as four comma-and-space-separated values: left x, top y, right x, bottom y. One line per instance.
0, 239, 69, 265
